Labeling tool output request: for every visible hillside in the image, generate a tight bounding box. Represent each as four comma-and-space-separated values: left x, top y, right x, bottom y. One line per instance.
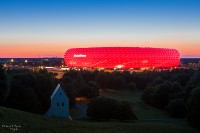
0, 90, 199, 133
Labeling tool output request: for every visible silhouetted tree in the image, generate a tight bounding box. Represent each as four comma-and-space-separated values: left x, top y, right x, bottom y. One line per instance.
127, 82, 137, 91
0, 64, 10, 102
95, 72, 110, 89
111, 76, 126, 90
187, 86, 200, 128
87, 97, 136, 121
87, 97, 118, 120
34, 74, 55, 113
114, 101, 137, 121
166, 98, 186, 118
78, 81, 99, 99
141, 86, 155, 105
2, 74, 38, 113
61, 81, 76, 107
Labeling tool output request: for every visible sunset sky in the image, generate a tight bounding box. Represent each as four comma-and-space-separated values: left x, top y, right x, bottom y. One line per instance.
0, 0, 200, 58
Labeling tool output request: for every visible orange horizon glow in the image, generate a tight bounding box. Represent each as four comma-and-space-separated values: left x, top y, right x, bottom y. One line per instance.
1, 40, 200, 58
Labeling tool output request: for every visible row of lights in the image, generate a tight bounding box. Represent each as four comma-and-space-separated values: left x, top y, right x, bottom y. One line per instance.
10, 59, 28, 63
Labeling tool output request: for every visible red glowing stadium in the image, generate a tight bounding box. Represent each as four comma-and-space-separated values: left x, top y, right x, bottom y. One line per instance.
64, 47, 180, 69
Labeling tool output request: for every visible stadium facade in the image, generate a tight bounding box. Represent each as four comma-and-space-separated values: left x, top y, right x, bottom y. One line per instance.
64, 47, 180, 69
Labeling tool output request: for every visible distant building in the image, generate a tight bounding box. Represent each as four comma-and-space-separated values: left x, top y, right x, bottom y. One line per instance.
45, 84, 69, 117
64, 47, 180, 69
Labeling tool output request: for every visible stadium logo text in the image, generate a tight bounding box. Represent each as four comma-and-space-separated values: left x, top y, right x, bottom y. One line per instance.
74, 54, 86, 58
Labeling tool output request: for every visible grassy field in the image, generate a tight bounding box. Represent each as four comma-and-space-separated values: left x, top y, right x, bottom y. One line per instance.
102, 90, 171, 119
0, 90, 199, 133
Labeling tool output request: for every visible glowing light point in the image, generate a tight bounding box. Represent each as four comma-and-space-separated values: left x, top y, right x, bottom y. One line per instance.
116, 65, 124, 69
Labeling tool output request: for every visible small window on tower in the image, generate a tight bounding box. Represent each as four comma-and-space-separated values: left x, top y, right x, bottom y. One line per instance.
62, 102, 64, 106
57, 102, 59, 106
60, 93, 62, 96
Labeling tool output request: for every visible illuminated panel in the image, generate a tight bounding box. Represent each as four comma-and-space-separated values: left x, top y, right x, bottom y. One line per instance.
64, 47, 180, 69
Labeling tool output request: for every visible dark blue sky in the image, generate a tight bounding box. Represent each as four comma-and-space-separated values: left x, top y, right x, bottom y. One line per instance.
0, 0, 200, 57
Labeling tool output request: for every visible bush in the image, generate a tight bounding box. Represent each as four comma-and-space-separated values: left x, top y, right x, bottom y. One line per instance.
142, 81, 172, 109
87, 97, 118, 120
114, 101, 137, 121
166, 98, 186, 118
152, 84, 171, 109
87, 97, 137, 121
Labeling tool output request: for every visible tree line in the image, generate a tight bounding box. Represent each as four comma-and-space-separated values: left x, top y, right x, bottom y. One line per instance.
141, 69, 200, 129
0, 67, 57, 114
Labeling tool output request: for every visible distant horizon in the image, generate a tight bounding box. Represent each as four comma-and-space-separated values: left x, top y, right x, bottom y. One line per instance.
2, 56, 200, 59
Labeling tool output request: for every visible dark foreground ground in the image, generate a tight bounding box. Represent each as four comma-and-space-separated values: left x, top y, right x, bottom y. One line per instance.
0, 90, 199, 133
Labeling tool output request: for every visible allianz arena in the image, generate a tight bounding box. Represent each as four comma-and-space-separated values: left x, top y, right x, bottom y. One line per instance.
64, 47, 180, 69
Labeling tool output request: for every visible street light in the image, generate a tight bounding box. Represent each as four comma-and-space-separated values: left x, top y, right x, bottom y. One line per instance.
10, 59, 14, 66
